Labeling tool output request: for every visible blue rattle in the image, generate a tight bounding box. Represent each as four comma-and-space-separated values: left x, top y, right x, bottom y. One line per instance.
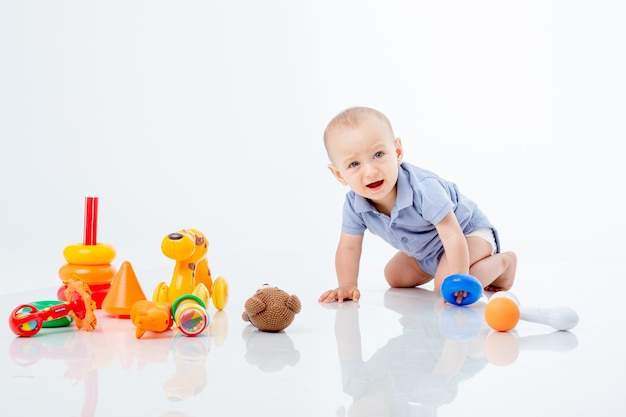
440, 274, 483, 305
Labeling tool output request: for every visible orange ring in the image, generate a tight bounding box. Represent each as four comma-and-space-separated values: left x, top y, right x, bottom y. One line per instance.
58, 263, 117, 285
63, 243, 116, 265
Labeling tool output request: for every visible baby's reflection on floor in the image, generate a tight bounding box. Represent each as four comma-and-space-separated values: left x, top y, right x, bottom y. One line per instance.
330, 287, 577, 417
332, 288, 486, 417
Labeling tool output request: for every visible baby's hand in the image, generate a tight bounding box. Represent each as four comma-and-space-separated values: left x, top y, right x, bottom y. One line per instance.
454, 290, 468, 304
319, 286, 360, 303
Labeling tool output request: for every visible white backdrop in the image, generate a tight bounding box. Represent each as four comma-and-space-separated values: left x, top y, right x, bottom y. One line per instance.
1, 1, 624, 296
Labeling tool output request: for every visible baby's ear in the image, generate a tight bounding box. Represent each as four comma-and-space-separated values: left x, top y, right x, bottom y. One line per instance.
394, 137, 403, 163
328, 164, 347, 186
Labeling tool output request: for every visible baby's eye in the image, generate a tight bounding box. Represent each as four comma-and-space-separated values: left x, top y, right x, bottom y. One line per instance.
374, 151, 384, 159
349, 161, 360, 168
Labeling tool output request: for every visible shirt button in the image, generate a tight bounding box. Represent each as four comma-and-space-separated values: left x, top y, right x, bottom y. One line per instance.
401, 237, 408, 243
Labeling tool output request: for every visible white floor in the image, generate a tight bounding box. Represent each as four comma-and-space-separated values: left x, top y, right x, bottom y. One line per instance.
1, 259, 622, 417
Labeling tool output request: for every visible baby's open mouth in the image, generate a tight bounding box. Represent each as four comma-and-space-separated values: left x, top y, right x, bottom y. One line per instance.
367, 180, 384, 189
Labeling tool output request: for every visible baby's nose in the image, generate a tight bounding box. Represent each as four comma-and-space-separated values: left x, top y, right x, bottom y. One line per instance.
364, 163, 378, 176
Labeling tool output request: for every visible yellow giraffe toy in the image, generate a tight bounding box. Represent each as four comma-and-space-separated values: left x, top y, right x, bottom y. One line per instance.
153, 229, 228, 310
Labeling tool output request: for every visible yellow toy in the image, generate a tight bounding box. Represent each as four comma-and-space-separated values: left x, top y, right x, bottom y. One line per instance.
153, 229, 228, 311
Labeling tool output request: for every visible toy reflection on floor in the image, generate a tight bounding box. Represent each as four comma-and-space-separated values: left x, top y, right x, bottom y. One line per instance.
328, 287, 579, 417
58, 195, 118, 308
241, 325, 300, 372
163, 333, 211, 401
108, 308, 223, 403
9, 277, 97, 337
7, 310, 214, 416
9, 323, 118, 417
482, 327, 578, 366
208, 310, 228, 347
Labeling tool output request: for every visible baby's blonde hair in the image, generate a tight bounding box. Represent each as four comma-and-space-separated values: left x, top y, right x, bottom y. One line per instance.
323, 107, 395, 155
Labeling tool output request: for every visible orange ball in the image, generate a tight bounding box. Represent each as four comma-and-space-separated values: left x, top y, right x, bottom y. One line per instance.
485, 297, 520, 332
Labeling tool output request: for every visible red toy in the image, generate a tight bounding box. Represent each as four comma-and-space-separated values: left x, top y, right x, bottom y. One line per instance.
58, 195, 118, 308
9, 278, 97, 337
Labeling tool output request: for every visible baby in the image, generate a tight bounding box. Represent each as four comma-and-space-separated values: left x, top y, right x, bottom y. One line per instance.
319, 107, 517, 303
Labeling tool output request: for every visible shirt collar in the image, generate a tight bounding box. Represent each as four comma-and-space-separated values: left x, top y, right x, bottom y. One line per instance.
395, 163, 413, 210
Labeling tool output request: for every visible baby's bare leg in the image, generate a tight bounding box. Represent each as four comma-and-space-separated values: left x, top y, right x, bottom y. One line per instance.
434, 236, 517, 294
470, 251, 517, 291
384, 251, 433, 288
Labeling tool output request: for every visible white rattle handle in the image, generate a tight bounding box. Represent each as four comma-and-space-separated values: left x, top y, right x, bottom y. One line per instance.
519, 306, 579, 331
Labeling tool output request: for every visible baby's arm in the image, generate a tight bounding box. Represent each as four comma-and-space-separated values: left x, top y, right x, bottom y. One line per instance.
319, 232, 363, 303
434, 211, 470, 290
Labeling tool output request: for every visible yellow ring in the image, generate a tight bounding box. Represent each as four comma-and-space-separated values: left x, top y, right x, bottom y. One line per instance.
63, 243, 117, 265
58, 263, 117, 285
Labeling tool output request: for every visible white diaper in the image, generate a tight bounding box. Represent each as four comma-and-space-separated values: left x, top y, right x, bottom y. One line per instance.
466, 228, 497, 255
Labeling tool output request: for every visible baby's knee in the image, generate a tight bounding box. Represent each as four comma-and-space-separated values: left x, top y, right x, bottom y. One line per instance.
384, 263, 403, 287
385, 259, 432, 288
503, 251, 518, 268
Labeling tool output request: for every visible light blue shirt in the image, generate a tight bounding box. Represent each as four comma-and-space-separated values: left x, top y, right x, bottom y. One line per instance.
341, 162, 500, 275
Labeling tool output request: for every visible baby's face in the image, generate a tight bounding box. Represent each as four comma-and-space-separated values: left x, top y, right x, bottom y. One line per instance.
326, 117, 402, 207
